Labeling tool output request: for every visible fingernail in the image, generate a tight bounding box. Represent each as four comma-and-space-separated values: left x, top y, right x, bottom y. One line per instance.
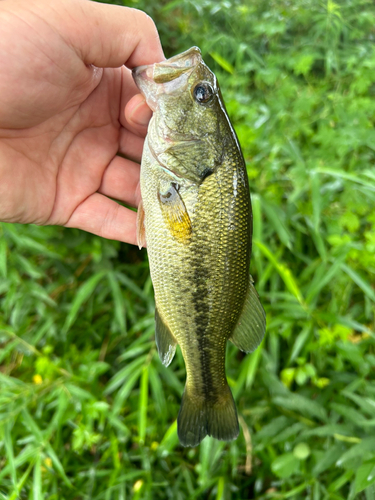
132, 100, 153, 127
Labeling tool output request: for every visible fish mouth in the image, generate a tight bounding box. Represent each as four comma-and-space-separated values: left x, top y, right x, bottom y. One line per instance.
132, 47, 203, 110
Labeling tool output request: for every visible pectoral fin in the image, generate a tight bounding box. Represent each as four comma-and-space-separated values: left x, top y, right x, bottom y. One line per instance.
155, 306, 177, 367
229, 277, 266, 353
158, 183, 192, 244
136, 199, 146, 250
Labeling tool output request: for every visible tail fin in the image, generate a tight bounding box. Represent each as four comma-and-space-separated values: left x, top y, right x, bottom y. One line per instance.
177, 384, 239, 447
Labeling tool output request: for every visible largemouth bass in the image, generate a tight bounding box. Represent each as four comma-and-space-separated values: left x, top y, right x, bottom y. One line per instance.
133, 47, 265, 447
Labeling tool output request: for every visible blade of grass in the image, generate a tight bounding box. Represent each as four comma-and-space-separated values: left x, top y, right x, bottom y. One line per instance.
113, 367, 143, 415
341, 264, 375, 302
8, 461, 34, 500
289, 326, 311, 363
261, 198, 293, 250
62, 271, 106, 333
33, 453, 42, 500
0, 238, 7, 278
3, 421, 17, 489
138, 365, 149, 445
158, 420, 179, 456
216, 477, 225, 500
210, 51, 234, 74
108, 272, 126, 334
315, 167, 375, 191
104, 356, 147, 396
254, 240, 306, 307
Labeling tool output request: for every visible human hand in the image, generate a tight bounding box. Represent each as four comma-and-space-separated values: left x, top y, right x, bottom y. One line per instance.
0, 0, 164, 245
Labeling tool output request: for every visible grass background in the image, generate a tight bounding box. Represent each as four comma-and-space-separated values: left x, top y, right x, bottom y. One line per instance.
1, 0, 375, 498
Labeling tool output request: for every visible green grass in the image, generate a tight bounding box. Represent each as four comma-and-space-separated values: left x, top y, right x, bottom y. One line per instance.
1, 0, 375, 498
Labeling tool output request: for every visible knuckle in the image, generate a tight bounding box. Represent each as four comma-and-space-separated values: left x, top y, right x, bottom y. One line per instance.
132, 8, 159, 38
100, 203, 120, 238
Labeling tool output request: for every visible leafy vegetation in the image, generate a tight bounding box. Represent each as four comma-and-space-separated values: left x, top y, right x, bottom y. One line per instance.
1, 0, 375, 498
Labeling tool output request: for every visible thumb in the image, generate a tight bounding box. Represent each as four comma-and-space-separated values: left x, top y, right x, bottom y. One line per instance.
59, 0, 165, 68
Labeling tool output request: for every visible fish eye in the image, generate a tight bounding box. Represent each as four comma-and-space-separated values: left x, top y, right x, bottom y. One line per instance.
193, 83, 214, 104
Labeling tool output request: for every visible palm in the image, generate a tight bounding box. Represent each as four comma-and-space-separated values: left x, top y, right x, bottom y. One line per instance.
48, 69, 124, 226
4, 68, 121, 221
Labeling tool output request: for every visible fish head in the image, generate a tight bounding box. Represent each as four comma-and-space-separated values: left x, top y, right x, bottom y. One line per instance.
133, 47, 231, 184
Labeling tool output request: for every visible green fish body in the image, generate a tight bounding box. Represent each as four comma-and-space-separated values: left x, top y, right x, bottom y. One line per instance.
133, 47, 265, 447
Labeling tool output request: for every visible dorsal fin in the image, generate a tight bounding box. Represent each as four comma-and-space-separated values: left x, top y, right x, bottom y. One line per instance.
229, 277, 266, 353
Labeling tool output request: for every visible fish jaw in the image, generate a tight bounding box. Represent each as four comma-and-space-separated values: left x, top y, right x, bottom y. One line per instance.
132, 47, 203, 111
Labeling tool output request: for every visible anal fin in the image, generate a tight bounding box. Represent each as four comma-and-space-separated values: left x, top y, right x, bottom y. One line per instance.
155, 306, 177, 367
229, 276, 266, 353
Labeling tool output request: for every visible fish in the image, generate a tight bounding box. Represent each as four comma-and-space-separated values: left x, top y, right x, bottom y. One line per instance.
132, 47, 265, 447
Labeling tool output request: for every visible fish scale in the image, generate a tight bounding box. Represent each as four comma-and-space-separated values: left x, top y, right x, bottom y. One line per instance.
133, 47, 266, 447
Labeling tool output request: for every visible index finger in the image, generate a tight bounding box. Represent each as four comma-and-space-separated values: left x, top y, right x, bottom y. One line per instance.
56, 0, 165, 68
